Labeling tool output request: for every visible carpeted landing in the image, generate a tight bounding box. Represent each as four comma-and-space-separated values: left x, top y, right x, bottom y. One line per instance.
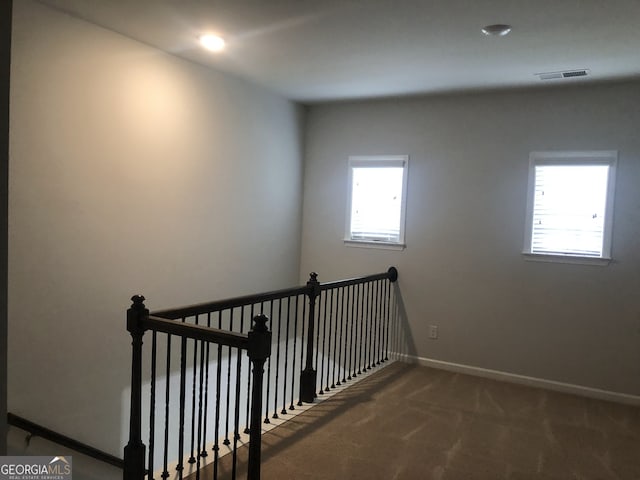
193, 362, 640, 479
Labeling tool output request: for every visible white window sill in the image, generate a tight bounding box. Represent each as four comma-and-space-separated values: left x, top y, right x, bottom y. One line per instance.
522, 252, 611, 266
344, 239, 406, 251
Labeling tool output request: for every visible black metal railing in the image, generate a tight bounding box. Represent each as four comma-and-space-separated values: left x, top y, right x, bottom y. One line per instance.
313, 268, 398, 398
124, 267, 399, 480
123, 297, 271, 480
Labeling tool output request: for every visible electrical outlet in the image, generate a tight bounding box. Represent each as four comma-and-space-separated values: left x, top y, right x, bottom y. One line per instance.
429, 325, 438, 339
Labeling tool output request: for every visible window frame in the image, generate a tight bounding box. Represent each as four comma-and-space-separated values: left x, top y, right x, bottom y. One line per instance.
523, 150, 617, 265
344, 155, 409, 250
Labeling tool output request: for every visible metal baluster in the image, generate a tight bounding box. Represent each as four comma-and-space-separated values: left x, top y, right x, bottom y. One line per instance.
368, 281, 375, 370
289, 295, 299, 410
380, 280, 386, 364
319, 291, 328, 394
369, 282, 376, 370
373, 282, 379, 367
331, 288, 339, 388
370, 282, 377, 368
195, 336, 205, 478
388, 286, 393, 359
201, 313, 211, 458
389, 285, 395, 359
212, 312, 223, 480
176, 315, 188, 477
223, 309, 235, 446
343, 285, 351, 383
231, 310, 244, 479
342, 287, 348, 382
161, 335, 171, 480
147, 331, 156, 480
336, 287, 344, 386
358, 283, 365, 375
357, 283, 364, 376
348, 285, 355, 380
383, 280, 389, 362
273, 299, 282, 419
245, 304, 255, 434
264, 301, 273, 424
393, 284, 403, 353
392, 285, 398, 360
298, 296, 307, 406
379, 280, 385, 364
365, 282, 373, 370
234, 307, 244, 441
362, 283, 369, 372
189, 324, 198, 465
374, 280, 381, 365
281, 296, 291, 415
326, 289, 334, 391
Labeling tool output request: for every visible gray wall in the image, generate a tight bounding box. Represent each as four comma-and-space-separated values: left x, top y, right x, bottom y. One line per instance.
300, 81, 640, 396
9, 0, 304, 455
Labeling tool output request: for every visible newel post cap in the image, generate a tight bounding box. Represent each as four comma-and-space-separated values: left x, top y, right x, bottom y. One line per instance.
127, 295, 148, 334
387, 266, 398, 282
251, 314, 269, 333
130, 295, 146, 309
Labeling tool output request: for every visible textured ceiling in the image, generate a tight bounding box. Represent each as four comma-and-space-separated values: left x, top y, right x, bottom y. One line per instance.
36, 0, 640, 102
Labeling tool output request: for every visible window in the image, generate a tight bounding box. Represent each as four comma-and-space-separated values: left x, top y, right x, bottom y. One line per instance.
524, 151, 617, 264
345, 155, 408, 249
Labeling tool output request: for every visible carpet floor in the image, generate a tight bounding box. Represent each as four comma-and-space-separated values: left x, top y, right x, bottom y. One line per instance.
194, 361, 640, 480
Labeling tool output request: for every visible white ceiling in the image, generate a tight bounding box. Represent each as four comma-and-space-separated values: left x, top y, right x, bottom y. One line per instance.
37, 0, 640, 103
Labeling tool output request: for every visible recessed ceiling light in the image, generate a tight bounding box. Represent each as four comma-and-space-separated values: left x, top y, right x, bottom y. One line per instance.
199, 34, 225, 52
481, 24, 512, 36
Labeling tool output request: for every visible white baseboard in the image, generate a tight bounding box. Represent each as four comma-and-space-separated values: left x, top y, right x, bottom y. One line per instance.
395, 353, 640, 406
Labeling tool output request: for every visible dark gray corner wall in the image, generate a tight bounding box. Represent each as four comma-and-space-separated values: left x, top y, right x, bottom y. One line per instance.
0, 0, 12, 456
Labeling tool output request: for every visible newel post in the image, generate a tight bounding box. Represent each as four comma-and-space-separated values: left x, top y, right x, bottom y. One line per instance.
124, 295, 148, 480
247, 315, 272, 480
300, 272, 320, 403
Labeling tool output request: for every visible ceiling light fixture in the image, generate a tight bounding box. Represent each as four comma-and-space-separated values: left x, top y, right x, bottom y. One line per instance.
481, 24, 512, 36
199, 34, 225, 52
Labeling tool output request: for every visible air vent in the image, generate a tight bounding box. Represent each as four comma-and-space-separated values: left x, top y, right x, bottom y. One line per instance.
562, 70, 588, 78
536, 69, 590, 81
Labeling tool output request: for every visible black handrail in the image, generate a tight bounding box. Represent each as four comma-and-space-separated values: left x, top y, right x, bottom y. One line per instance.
142, 315, 248, 349
8, 413, 124, 469
152, 286, 310, 320
153, 267, 398, 320
318, 267, 398, 291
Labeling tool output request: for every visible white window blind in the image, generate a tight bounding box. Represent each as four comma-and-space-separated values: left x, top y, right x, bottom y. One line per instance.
531, 165, 608, 256
346, 156, 408, 247
524, 151, 617, 262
